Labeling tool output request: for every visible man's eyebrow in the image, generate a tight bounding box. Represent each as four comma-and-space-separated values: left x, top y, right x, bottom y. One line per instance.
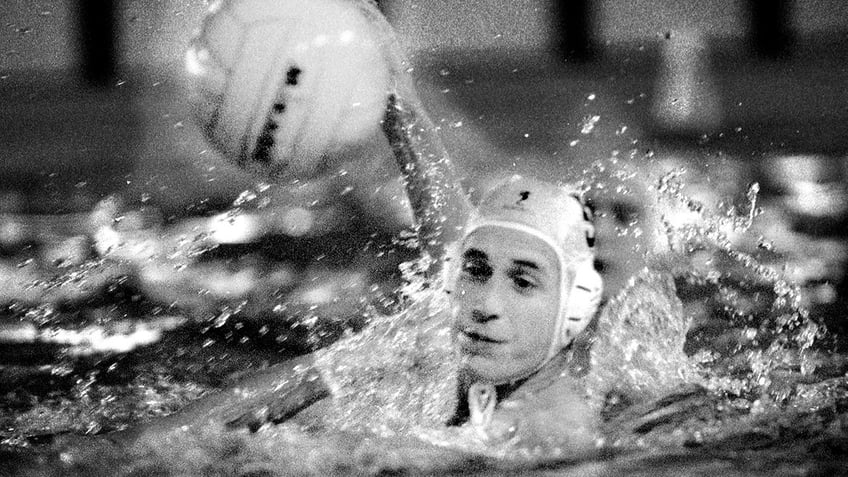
513, 259, 541, 270
462, 248, 488, 261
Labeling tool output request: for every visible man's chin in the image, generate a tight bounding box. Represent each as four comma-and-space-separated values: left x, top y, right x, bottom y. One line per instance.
461, 356, 510, 384
461, 353, 550, 385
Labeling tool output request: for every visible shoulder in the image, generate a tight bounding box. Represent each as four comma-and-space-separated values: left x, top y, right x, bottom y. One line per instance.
504, 374, 593, 423
491, 375, 599, 451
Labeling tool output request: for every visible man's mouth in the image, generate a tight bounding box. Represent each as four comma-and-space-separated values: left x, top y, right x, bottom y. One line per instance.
459, 328, 503, 344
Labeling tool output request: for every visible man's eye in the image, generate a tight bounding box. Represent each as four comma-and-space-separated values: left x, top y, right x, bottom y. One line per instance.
511, 273, 539, 291
461, 261, 491, 281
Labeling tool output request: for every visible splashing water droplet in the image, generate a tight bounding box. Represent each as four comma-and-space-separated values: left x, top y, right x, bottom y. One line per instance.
233, 189, 257, 206
580, 115, 601, 134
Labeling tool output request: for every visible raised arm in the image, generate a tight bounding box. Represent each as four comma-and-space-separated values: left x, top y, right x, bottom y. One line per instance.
381, 94, 472, 269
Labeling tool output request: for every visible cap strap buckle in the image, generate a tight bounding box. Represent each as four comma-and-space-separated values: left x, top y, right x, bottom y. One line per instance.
468, 382, 497, 429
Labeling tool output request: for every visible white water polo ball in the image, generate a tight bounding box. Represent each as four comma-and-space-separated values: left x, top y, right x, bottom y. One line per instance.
186, 0, 390, 182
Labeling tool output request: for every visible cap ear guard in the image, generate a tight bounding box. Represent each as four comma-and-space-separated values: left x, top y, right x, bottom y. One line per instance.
559, 259, 603, 345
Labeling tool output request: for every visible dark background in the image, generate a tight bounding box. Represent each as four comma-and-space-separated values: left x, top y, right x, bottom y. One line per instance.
0, 0, 846, 214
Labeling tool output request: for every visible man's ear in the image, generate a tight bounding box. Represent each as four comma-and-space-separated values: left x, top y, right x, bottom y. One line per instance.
560, 260, 603, 344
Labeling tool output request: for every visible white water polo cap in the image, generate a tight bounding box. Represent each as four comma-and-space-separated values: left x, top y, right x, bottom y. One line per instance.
458, 176, 603, 364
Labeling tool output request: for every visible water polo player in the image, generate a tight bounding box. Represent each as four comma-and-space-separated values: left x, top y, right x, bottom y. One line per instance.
107, 0, 604, 451
111, 92, 604, 452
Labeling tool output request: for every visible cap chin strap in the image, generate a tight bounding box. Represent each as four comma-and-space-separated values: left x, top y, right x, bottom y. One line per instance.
468, 382, 497, 432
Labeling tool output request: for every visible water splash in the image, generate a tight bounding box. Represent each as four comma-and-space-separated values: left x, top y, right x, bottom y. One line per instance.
585, 268, 698, 407
299, 148, 832, 452
653, 168, 825, 399
314, 255, 460, 436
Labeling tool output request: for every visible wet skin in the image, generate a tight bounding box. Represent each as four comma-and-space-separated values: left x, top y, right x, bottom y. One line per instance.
453, 227, 561, 384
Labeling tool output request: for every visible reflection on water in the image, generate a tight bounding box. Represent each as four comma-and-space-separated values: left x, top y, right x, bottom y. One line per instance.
1, 148, 846, 475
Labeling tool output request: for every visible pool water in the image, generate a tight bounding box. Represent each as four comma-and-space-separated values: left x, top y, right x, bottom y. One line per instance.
1, 145, 846, 476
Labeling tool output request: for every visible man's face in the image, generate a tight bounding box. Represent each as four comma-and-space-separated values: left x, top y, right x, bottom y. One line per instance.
452, 227, 561, 384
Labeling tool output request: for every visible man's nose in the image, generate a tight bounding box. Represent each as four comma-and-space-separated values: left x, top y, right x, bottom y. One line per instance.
471, 284, 502, 322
